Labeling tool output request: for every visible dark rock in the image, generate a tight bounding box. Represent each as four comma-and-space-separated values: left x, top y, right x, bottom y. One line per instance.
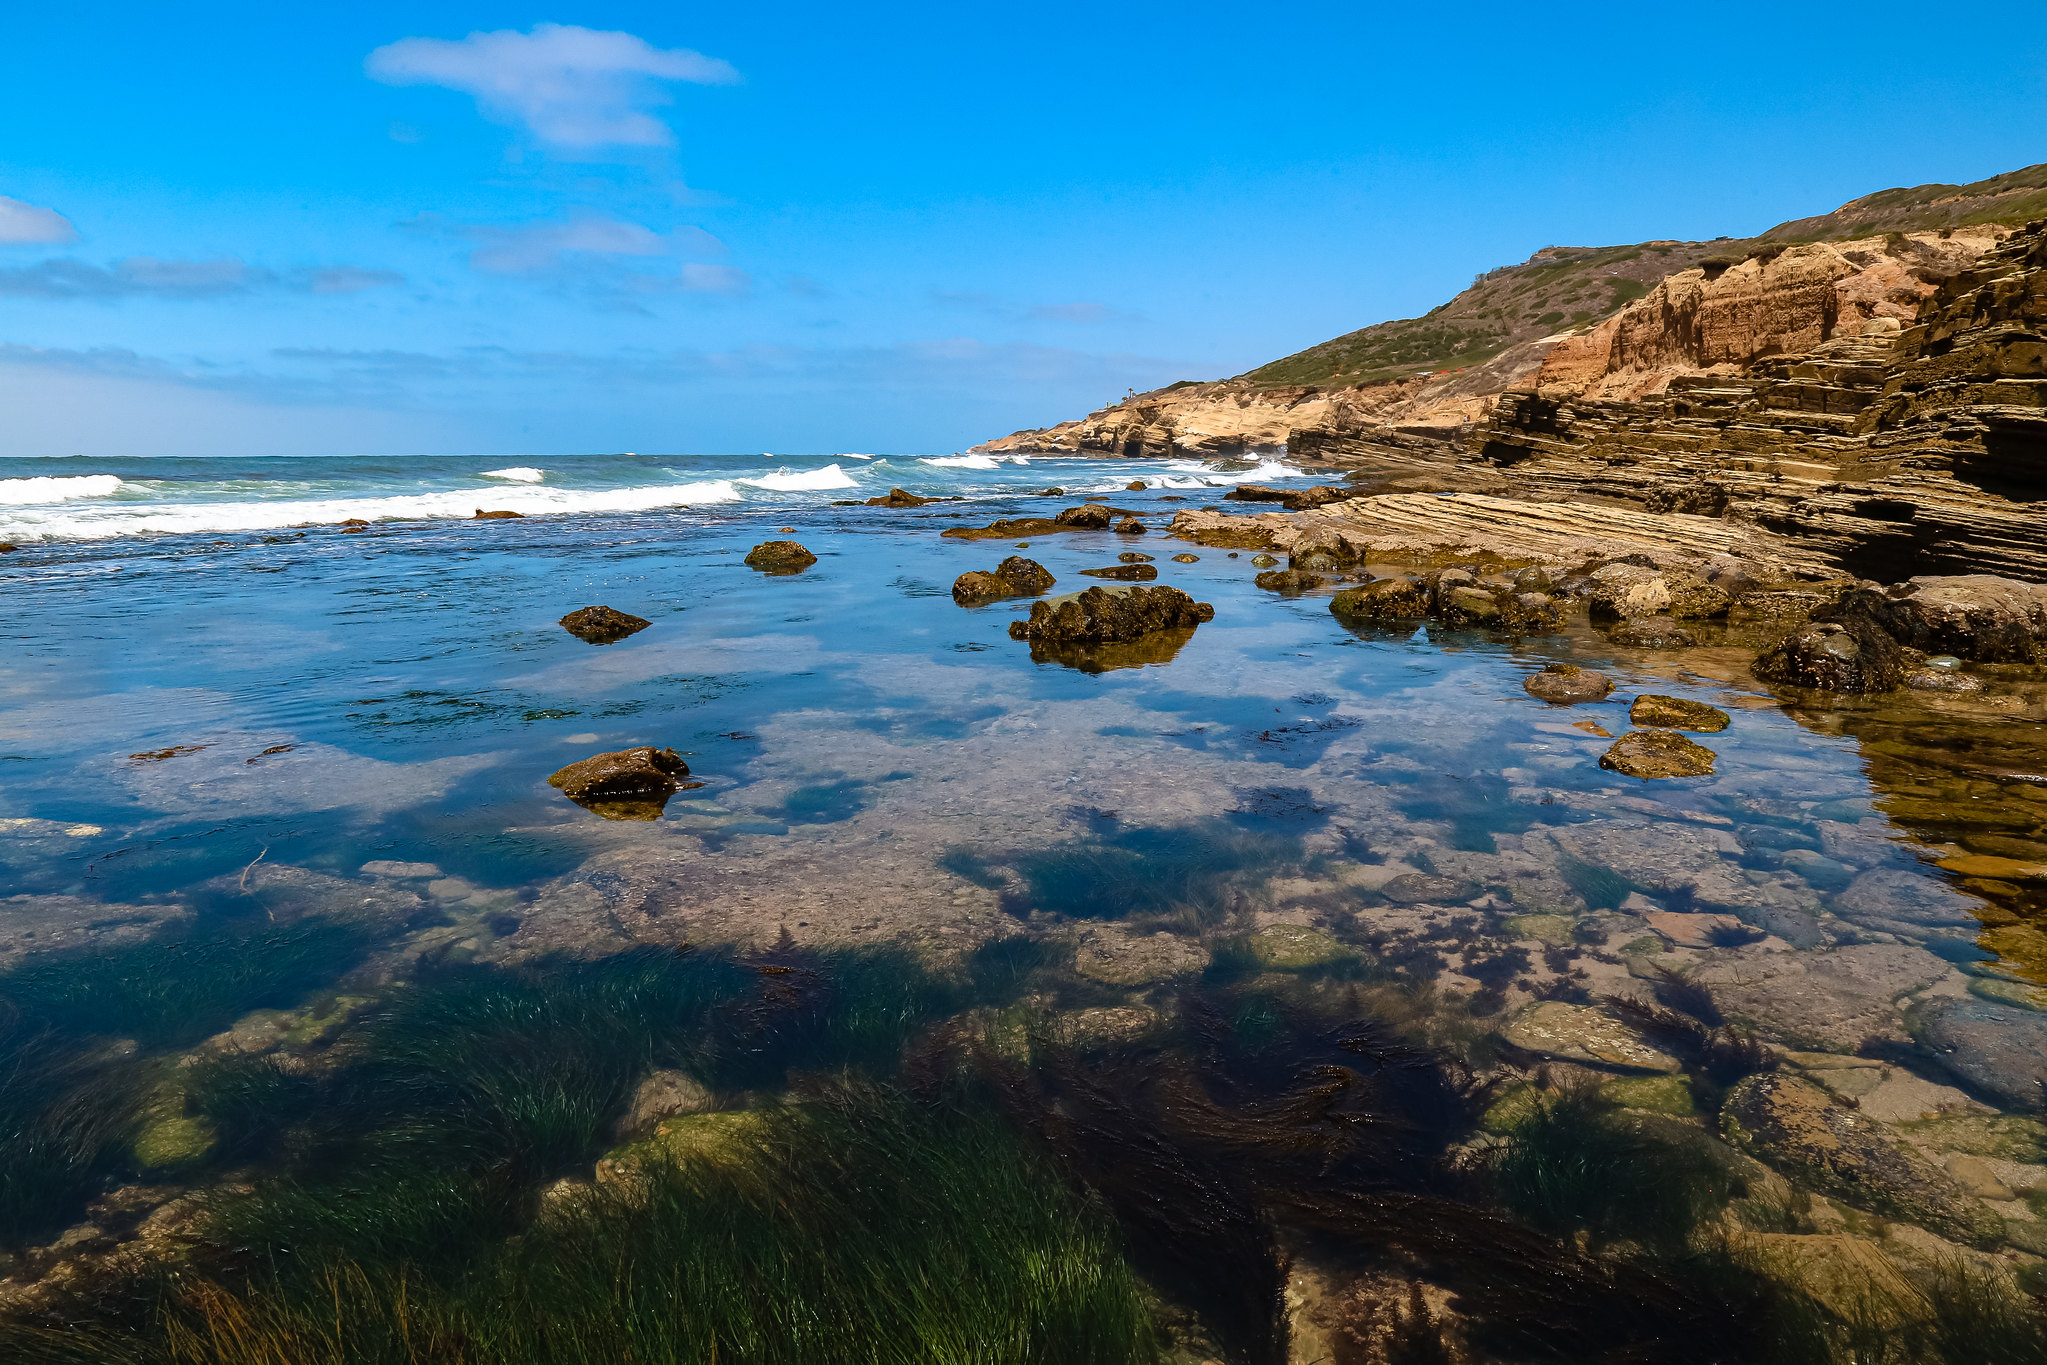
1380, 873, 1478, 905
1600, 730, 1716, 778
0, 543, 17, 553
1643, 479, 1731, 516
1330, 577, 1430, 620
1053, 503, 1115, 530
1008, 584, 1214, 645
951, 571, 1010, 602
1289, 530, 1369, 570
1607, 615, 1698, 648
1920, 998, 2047, 1112
942, 517, 1064, 540
1629, 694, 1730, 732
1114, 517, 1147, 535
1035, 487, 1065, 496
743, 540, 818, 574
1722, 1072, 2003, 1246
1249, 553, 1279, 568
1254, 569, 1328, 594
1523, 664, 1612, 704
1125, 480, 1147, 491
1224, 483, 1348, 511
548, 747, 690, 820
866, 487, 933, 507
1080, 564, 1159, 582
559, 605, 652, 645
1118, 552, 1154, 563
952, 556, 1055, 603
1753, 620, 1905, 693
474, 509, 523, 519
1171, 553, 1199, 563
1903, 665, 1985, 693
1848, 576, 2047, 664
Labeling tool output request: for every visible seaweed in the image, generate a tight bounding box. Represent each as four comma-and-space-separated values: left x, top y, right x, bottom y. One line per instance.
0, 1007, 147, 1247
1003, 822, 1297, 929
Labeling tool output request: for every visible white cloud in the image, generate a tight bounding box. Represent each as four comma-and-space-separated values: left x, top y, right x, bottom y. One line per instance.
365, 23, 739, 148
404, 211, 724, 277
305, 267, 406, 295
0, 196, 79, 246
679, 262, 751, 295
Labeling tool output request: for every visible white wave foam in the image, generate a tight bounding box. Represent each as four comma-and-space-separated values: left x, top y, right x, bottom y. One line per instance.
835, 452, 878, 461
737, 463, 858, 491
1159, 457, 1309, 486
480, 466, 546, 483
923, 454, 999, 469
0, 480, 742, 543
0, 474, 125, 505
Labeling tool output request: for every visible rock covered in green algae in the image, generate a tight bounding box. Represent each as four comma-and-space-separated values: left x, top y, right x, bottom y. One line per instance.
951, 555, 1055, 603
1753, 619, 1905, 693
558, 605, 651, 645
1523, 664, 1612, 704
1721, 1072, 2004, 1246
743, 540, 818, 573
1007, 584, 1214, 645
1600, 729, 1717, 778
1629, 694, 1730, 732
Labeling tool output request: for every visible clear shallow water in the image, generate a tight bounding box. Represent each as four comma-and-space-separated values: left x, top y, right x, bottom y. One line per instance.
1, 450, 2042, 1356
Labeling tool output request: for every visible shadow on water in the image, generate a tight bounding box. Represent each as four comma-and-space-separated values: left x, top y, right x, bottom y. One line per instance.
991, 819, 1304, 929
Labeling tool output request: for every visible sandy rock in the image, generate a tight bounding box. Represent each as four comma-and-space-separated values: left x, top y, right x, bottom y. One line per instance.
1499, 1001, 1680, 1072
1695, 944, 1951, 1051
1628, 695, 1730, 732
1600, 730, 1716, 778
1114, 517, 1147, 535
1919, 998, 2047, 1112
1753, 620, 1905, 693
743, 540, 817, 573
558, 605, 651, 644
1008, 584, 1214, 645
1722, 1072, 2003, 1246
1071, 926, 1209, 985
1522, 664, 1612, 704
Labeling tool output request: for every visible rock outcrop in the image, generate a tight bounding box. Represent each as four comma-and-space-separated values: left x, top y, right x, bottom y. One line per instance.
1008, 585, 1214, 646
547, 747, 690, 820
951, 556, 1055, 604
1523, 665, 1612, 704
744, 541, 817, 573
558, 605, 651, 644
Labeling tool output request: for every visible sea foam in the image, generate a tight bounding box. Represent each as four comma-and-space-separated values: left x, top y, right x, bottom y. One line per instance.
0, 474, 125, 505
736, 464, 859, 492
922, 454, 1000, 469
480, 466, 547, 483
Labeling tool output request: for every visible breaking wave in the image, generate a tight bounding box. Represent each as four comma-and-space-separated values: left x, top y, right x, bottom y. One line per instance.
479, 467, 547, 483
0, 474, 126, 505
736, 464, 859, 492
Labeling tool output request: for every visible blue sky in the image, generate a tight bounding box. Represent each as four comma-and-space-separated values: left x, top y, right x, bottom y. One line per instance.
4, 3, 2045, 457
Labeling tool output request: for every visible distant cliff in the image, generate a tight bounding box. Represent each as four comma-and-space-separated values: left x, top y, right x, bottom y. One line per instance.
974, 162, 2047, 460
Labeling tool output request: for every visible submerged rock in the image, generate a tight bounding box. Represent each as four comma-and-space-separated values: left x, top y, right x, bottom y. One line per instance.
1499, 1001, 1680, 1072
558, 605, 651, 645
1253, 568, 1329, 594
1009, 584, 1214, 646
1606, 615, 1698, 648
1523, 664, 1612, 704
1599, 730, 1716, 778
1697, 944, 1951, 1051
1054, 503, 1115, 530
548, 747, 690, 820
952, 556, 1055, 603
1629, 695, 1730, 732
1902, 665, 1985, 693
1721, 1072, 2003, 1246
1379, 873, 1477, 905
743, 540, 818, 574
1171, 553, 1199, 563
614, 1069, 715, 1139
1080, 564, 1158, 582
1753, 619, 1905, 693
1919, 998, 2047, 1112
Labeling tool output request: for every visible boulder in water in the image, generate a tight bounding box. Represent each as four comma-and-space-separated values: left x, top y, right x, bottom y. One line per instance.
1053, 503, 1115, 530
1753, 619, 1904, 693
1629, 694, 1730, 732
1523, 665, 1612, 704
865, 487, 935, 507
548, 747, 691, 820
1009, 584, 1213, 645
744, 540, 818, 574
474, 508, 523, 519
952, 555, 1055, 603
1080, 564, 1158, 582
559, 605, 652, 645
1599, 730, 1716, 778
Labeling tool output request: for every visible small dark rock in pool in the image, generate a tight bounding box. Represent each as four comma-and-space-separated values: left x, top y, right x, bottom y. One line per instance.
1254, 569, 1329, 594
1035, 487, 1065, 496
1009, 584, 1214, 645
1628, 694, 1730, 732
744, 540, 818, 573
475, 508, 523, 519
1159, 495, 1186, 501
548, 746, 690, 820
0, 543, 17, 553
559, 605, 652, 645
866, 487, 937, 507
1080, 564, 1158, 582
1118, 552, 1154, 563
952, 556, 1056, 603
1753, 618, 1904, 693
1114, 517, 1147, 535
1607, 615, 1698, 648
1523, 665, 1612, 704
1172, 553, 1198, 563
1599, 730, 1716, 778
1250, 553, 1280, 568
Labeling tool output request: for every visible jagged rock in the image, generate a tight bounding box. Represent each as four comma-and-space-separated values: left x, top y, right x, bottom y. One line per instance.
1114, 517, 1147, 535
1644, 479, 1731, 516
865, 487, 934, 507
1254, 569, 1328, 594
1224, 483, 1348, 511
1330, 577, 1430, 620
1587, 564, 1731, 620
1118, 552, 1154, 563
1054, 503, 1115, 530
1600, 730, 1716, 778
952, 556, 1055, 603
614, 1069, 714, 1139
1848, 576, 2047, 663
1008, 584, 1214, 645
558, 605, 651, 644
1919, 998, 2047, 1112
1721, 1072, 2003, 1246
1753, 619, 1905, 693
474, 508, 522, 519
1499, 1001, 1680, 1072
1629, 695, 1730, 732
743, 540, 817, 573
1171, 553, 1199, 563
547, 747, 690, 816
1523, 664, 1612, 703
1080, 564, 1158, 582
1606, 615, 1699, 648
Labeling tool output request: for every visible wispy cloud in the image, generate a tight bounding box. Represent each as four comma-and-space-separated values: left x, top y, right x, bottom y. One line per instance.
424, 212, 723, 274
0, 196, 78, 246
932, 290, 1143, 326
365, 23, 739, 149
0, 257, 404, 300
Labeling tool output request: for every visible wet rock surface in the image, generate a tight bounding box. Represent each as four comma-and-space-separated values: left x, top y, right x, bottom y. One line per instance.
1080, 564, 1158, 582
1919, 998, 2047, 1112
1753, 619, 1905, 693
558, 605, 651, 644
743, 540, 818, 573
1599, 729, 1716, 778
1628, 694, 1730, 731
1523, 664, 1612, 704
547, 746, 691, 819
1008, 584, 1214, 646
1849, 576, 2047, 663
1223, 483, 1349, 511
865, 487, 938, 507
951, 556, 1055, 603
